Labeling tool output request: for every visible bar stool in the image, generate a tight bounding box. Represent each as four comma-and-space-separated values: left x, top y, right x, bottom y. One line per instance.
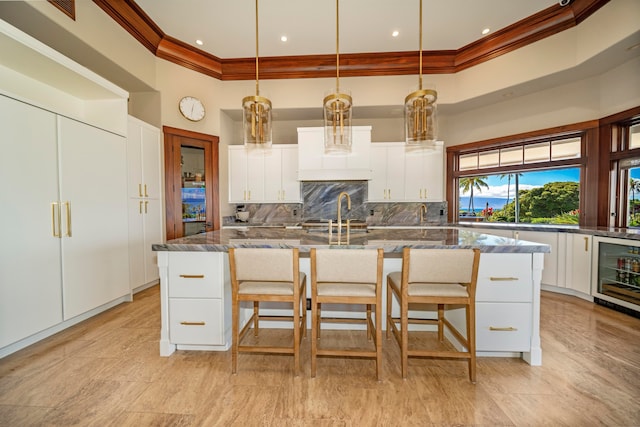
310, 248, 384, 380
386, 248, 481, 382
229, 247, 307, 375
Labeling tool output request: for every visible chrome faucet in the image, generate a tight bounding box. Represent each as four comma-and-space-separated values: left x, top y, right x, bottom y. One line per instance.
419, 203, 427, 224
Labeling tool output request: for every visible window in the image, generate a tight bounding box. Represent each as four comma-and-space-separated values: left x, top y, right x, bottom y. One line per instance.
615, 123, 640, 227
452, 134, 584, 224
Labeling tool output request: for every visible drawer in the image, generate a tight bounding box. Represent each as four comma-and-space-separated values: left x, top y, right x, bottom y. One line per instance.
476, 302, 532, 352
476, 253, 533, 302
169, 252, 224, 298
169, 298, 224, 345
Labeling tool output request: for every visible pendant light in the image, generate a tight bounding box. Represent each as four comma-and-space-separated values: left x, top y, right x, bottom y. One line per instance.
242, 0, 272, 149
404, 0, 438, 147
323, 0, 352, 154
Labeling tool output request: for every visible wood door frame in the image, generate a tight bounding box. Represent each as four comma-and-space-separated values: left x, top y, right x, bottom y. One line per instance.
163, 126, 219, 240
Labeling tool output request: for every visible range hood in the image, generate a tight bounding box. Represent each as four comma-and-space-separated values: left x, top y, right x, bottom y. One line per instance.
297, 126, 372, 181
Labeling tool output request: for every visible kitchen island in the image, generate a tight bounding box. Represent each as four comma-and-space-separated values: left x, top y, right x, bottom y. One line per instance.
153, 227, 549, 365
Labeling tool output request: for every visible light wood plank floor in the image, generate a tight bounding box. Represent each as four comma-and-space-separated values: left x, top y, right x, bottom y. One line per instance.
1, 286, 639, 426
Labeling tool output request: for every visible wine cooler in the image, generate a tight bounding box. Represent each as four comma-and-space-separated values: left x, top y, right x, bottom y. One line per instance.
593, 236, 640, 316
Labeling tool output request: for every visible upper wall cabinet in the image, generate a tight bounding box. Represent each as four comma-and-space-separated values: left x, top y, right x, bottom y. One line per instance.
369, 141, 444, 202
297, 126, 372, 181
229, 145, 301, 203
0, 19, 128, 136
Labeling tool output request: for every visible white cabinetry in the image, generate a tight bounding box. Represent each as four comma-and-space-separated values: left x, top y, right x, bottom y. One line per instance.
297, 126, 372, 180
403, 142, 444, 201
229, 145, 300, 203
127, 116, 163, 292
0, 96, 63, 350
0, 20, 130, 357
158, 251, 231, 355
368, 143, 406, 201
565, 233, 592, 297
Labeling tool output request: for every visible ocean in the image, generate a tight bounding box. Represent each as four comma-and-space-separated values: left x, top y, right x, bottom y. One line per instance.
459, 197, 510, 213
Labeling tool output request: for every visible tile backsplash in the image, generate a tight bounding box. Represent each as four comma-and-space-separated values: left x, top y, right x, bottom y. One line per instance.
227, 181, 448, 226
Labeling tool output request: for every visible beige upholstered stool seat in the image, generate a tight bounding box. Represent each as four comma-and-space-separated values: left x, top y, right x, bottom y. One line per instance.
387, 248, 481, 382
316, 282, 376, 297
229, 248, 307, 376
239, 274, 307, 295
311, 248, 384, 380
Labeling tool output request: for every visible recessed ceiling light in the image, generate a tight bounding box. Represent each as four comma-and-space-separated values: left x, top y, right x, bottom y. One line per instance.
392, 30, 399, 37
280, 35, 288, 42
196, 39, 203, 46
482, 28, 490, 35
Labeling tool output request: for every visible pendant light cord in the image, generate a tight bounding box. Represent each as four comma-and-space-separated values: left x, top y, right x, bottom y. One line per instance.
255, 0, 260, 96
419, 0, 423, 90
336, 0, 340, 92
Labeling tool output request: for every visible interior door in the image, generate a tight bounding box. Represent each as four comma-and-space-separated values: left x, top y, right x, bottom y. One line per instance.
163, 126, 219, 240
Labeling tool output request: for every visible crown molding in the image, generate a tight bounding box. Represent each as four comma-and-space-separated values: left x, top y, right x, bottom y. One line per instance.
93, 0, 609, 81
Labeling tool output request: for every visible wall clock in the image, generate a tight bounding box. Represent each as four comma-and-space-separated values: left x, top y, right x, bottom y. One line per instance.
178, 96, 205, 121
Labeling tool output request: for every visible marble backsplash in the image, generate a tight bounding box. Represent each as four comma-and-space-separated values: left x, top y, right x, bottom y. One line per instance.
225, 181, 447, 226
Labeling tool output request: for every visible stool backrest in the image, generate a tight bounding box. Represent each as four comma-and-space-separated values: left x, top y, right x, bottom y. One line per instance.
405, 248, 480, 285
313, 249, 381, 284
230, 248, 297, 282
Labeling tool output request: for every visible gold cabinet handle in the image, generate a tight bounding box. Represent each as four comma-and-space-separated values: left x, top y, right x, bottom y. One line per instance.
139, 200, 143, 214
144, 200, 148, 214
51, 202, 60, 237
179, 274, 205, 279
584, 236, 589, 252
489, 326, 518, 331
144, 184, 148, 197
489, 277, 519, 281
389, 189, 391, 199
63, 201, 72, 237
248, 190, 251, 200
180, 321, 205, 326
138, 183, 143, 197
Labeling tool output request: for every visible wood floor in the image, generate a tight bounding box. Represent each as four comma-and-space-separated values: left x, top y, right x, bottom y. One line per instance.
1, 286, 639, 426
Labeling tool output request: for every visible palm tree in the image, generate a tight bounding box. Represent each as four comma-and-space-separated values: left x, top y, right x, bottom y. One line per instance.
630, 178, 640, 216
499, 173, 524, 207
459, 176, 489, 214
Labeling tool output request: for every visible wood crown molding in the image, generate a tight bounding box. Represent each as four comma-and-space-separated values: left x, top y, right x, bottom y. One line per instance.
93, 0, 609, 81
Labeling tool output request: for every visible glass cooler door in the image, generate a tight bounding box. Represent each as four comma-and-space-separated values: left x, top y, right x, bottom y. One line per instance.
597, 241, 640, 307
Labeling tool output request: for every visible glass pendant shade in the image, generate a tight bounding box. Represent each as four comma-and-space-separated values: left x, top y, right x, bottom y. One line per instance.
405, 88, 437, 147
404, 0, 438, 148
323, 0, 352, 154
243, 0, 272, 149
323, 90, 352, 153
242, 95, 272, 148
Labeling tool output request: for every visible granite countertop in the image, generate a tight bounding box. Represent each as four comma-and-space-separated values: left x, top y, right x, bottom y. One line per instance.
152, 227, 550, 254
454, 222, 640, 240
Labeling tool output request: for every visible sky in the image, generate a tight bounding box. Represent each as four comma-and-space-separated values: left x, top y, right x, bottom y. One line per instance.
459, 168, 580, 199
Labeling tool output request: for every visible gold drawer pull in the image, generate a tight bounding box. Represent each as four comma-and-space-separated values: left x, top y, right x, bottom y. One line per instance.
489, 277, 519, 281
489, 326, 518, 331
180, 321, 205, 326
179, 274, 205, 279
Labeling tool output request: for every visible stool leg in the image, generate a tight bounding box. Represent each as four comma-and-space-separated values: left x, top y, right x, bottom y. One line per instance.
293, 296, 300, 376
253, 301, 259, 336
375, 295, 382, 381
367, 303, 372, 340
311, 300, 318, 377
386, 279, 392, 340
232, 297, 239, 374
401, 295, 409, 379
437, 304, 445, 342
467, 303, 477, 383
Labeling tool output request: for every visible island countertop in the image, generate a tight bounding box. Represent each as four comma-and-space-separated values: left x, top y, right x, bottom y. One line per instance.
152, 227, 550, 254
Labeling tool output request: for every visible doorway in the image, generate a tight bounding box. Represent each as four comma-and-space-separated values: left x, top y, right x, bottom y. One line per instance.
163, 126, 220, 240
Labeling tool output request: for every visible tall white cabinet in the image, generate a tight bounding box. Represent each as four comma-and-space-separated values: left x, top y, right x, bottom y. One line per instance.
127, 116, 163, 292
0, 20, 130, 357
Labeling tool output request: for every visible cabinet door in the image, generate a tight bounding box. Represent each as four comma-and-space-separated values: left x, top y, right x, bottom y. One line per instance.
127, 119, 143, 198
385, 145, 406, 201
517, 230, 559, 287
368, 145, 389, 201
58, 117, 130, 320
567, 234, 592, 295
297, 128, 324, 173
263, 147, 283, 202
228, 147, 248, 202
143, 198, 163, 284
0, 95, 63, 348
404, 149, 425, 201
280, 146, 300, 202
245, 149, 265, 201
141, 125, 162, 199
422, 146, 444, 201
